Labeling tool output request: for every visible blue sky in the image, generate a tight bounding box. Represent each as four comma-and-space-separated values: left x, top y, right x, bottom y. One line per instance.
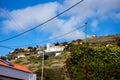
0, 0, 120, 55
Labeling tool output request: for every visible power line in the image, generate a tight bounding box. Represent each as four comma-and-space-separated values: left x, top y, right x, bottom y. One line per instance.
0, 0, 84, 43
40, 24, 86, 43
0, 3, 23, 31
0, 45, 14, 50
4, 23, 86, 48
0, 23, 86, 56
39, 23, 86, 80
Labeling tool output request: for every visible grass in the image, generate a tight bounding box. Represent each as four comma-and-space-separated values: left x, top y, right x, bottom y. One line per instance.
11, 52, 68, 80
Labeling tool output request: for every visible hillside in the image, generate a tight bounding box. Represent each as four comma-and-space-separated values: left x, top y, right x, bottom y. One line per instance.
7, 34, 120, 59
10, 52, 69, 80
7, 34, 120, 80
87, 34, 120, 46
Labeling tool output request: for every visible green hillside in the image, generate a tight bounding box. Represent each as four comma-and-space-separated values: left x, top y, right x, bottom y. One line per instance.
7, 34, 120, 80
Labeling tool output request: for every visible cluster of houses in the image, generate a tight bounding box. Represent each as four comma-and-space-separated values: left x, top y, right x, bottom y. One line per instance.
0, 38, 90, 80
1, 43, 67, 80
14, 43, 65, 59
8, 40, 84, 59
3, 40, 85, 80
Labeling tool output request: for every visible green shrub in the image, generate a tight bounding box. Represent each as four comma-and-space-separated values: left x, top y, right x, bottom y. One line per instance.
65, 45, 120, 80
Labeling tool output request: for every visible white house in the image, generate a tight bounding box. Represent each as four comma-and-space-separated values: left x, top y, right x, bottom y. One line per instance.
0, 56, 36, 80
17, 54, 26, 58
45, 43, 65, 53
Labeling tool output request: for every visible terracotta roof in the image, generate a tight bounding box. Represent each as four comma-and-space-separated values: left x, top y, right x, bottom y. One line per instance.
0, 61, 32, 73
50, 46, 65, 48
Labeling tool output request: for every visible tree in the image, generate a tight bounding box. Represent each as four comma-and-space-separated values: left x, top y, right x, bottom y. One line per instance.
62, 42, 68, 46
54, 42, 60, 46
64, 45, 120, 80
28, 46, 33, 49
116, 39, 120, 46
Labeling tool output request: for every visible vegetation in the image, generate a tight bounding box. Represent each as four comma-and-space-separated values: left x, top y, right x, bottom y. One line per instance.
7, 34, 120, 80
35, 67, 65, 80
11, 52, 66, 80
64, 44, 120, 80
54, 42, 60, 46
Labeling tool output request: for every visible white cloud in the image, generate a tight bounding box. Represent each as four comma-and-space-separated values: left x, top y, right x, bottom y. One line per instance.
91, 19, 99, 32
1, 0, 120, 40
2, 2, 58, 32
57, 0, 120, 34
91, 20, 98, 28
49, 17, 85, 40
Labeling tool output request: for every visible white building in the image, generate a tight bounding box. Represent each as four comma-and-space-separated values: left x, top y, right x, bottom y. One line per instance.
0, 57, 36, 80
45, 43, 65, 53
17, 54, 26, 58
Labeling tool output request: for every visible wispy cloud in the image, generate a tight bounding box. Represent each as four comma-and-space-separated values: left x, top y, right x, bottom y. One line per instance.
61, 0, 120, 22
1, 2, 58, 32
1, 0, 120, 40
91, 19, 99, 32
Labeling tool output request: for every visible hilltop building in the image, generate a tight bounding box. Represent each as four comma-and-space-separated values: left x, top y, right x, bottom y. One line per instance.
45, 43, 65, 52
44, 43, 65, 56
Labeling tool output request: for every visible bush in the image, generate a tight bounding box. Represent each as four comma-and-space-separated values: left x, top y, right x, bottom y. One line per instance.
35, 68, 64, 80
64, 45, 120, 80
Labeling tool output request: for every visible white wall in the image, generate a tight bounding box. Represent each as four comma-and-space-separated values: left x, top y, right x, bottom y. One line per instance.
17, 55, 25, 58
45, 46, 64, 53
0, 66, 36, 80
46, 43, 50, 51
49, 47, 64, 52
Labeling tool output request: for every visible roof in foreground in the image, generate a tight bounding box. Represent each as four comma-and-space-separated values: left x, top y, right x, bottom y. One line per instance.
0, 61, 32, 73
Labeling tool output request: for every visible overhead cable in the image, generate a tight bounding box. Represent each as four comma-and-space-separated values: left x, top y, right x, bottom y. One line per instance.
0, 3, 23, 31
5, 23, 86, 48
40, 23, 86, 44
0, 0, 84, 43
0, 45, 14, 50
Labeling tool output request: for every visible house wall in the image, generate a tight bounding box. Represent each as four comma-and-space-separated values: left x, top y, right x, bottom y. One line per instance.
49, 47, 64, 52
17, 55, 25, 58
46, 43, 50, 51
45, 43, 65, 53
0, 66, 36, 80
45, 46, 64, 53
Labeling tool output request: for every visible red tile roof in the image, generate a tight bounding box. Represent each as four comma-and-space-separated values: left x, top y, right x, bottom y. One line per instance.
0, 61, 32, 73
50, 46, 65, 48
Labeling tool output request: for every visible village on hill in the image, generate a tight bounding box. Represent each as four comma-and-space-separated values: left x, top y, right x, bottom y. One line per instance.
7, 34, 120, 60
3, 34, 120, 80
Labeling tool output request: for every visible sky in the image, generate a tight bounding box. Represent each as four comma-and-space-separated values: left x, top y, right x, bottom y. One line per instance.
0, 0, 120, 55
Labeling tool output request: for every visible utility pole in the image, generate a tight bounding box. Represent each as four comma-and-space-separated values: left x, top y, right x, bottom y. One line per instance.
84, 22, 87, 80
85, 22, 87, 44
41, 49, 44, 80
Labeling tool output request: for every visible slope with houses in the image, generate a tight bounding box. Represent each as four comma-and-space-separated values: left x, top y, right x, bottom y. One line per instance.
7, 34, 120, 60
5, 34, 120, 80
7, 43, 66, 60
